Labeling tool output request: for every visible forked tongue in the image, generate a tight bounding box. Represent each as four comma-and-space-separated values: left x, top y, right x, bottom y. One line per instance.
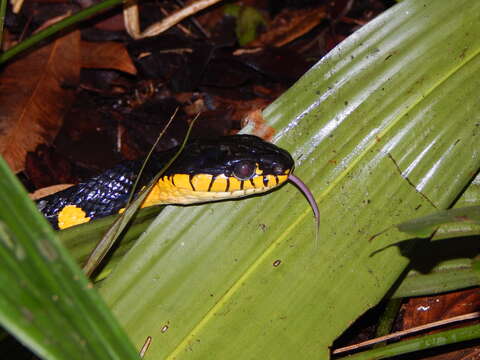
288, 174, 320, 248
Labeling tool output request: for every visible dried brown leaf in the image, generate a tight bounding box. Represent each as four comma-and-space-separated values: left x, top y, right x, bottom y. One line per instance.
250, 7, 328, 48
29, 184, 74, 200
400, 288, 480, 360
241, 109, 275, 141
81, 41, 136, 75
401, 289, 480, 329
0, 31, 80, 172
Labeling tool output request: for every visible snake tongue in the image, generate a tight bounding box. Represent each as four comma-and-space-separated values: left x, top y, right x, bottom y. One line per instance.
288, 174, 320, 247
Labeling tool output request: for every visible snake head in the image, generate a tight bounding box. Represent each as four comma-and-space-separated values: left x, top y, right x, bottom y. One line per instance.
154, 135, 294, 202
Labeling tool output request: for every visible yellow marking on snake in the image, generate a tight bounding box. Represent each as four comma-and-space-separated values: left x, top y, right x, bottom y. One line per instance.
58, 205, 91, 229
252, 175, 264, 188
242, 178, 255, 190
171, 174, 192, 190
209, 176, 228, 192
228, 177, 243, 191
191, 174, 213, 192
140, 172, 290, 207
265, 175, 276, 187
56, 173, 290, 229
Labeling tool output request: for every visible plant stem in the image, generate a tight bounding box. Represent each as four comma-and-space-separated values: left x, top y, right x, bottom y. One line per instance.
0, 0, 124, 65
0, 0, 7, 49
338, 323, 480, 360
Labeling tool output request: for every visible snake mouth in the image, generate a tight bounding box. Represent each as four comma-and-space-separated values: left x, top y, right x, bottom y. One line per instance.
141, 169, 291, 207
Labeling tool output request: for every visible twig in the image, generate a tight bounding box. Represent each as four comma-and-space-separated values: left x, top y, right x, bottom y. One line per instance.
82, 109, 177, 276
124, 0, 223, 40
332, 311, 480, 355
159, 7, 193, 37
82, 111, 199, 277
173, 0, 210, 38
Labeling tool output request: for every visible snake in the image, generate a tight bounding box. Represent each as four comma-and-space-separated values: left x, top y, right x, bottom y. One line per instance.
36, 135, 319, 231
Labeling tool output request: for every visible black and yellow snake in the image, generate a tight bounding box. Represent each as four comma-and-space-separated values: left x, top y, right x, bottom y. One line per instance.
36, 135, 318, 231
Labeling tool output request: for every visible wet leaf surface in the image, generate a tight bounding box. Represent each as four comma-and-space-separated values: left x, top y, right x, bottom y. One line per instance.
7, 1, 477, 359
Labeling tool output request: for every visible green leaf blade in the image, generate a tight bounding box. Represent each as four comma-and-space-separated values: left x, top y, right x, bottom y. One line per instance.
397, 206, 480, 238
0, 156, 140, 359
98, 0, 480, 358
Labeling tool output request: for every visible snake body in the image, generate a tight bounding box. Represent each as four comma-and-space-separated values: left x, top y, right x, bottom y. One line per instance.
37, 135, 294, 230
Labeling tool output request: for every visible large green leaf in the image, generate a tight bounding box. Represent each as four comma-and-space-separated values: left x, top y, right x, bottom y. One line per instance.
392, 173, 480, 297
0, 154, 140, 359
98, 1, 480, 358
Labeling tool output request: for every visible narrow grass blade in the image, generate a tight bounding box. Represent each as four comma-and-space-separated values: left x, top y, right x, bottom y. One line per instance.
83, 113, 198, 276
397, 206, 480, 238
0, 0, 124, 64
337, 323, 480, 360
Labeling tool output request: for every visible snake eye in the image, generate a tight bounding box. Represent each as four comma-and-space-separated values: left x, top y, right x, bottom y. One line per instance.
233, 161, 256, 180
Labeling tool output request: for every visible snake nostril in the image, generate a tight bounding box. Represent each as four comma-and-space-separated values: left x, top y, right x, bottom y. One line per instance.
272, 164, 286, 175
